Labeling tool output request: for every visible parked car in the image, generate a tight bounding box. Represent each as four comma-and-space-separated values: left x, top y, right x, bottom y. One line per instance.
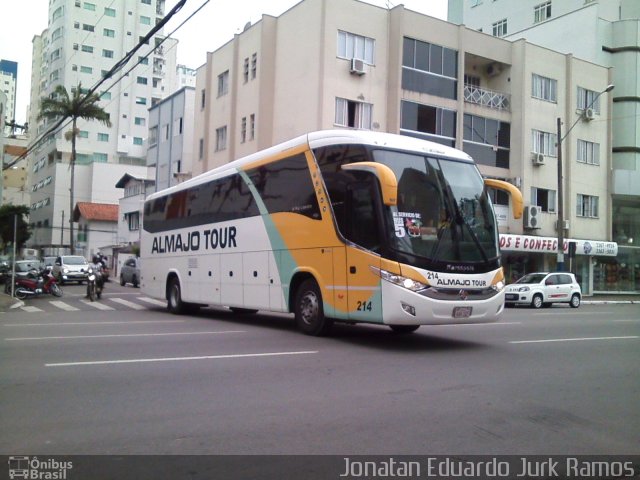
52, 255, 90, 284
120, 257, 141, 287
505, 272, 581, 308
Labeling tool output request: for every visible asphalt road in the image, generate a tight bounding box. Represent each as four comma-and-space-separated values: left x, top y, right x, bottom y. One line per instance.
1, 283, 638, 460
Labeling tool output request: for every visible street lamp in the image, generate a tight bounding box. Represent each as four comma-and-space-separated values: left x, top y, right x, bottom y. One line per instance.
556, 83, 614, 271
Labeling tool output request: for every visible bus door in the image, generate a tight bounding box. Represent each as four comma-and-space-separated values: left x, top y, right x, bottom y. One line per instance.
344, 180, 383, 323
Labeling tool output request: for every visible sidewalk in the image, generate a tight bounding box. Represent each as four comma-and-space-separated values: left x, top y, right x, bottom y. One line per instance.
0, 291, 24, 311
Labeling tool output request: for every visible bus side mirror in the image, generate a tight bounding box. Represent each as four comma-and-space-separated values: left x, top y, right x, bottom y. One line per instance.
341, 162, 398, 206
483, 178, 524, 220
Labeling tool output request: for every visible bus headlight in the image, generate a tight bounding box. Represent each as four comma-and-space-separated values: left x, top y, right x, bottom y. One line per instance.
369, 266, 428, 292
491, 280, 505, 292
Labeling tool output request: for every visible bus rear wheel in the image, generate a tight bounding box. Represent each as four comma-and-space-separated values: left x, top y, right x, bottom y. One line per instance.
167, 277, 186, 314
295, 278, 333, 336
389, 325, 420, 334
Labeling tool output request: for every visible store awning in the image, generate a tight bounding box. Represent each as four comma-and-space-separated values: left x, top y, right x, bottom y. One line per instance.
499, 234, 618, 257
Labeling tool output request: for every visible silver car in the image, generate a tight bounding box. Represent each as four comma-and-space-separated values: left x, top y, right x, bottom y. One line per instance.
120, 257, 141, 287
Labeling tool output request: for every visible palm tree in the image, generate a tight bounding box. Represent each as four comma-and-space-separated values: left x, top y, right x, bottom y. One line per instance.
38, 84, 111, 254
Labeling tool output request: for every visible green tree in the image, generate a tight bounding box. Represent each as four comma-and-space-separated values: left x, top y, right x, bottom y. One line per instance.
0, 205, 31, 253
37, 83, 111, 254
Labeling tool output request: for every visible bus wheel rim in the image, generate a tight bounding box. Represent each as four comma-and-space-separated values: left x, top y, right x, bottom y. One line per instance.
301, 292, 319, 325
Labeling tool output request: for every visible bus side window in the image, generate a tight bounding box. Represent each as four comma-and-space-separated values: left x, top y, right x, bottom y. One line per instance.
346, 181, 381, 253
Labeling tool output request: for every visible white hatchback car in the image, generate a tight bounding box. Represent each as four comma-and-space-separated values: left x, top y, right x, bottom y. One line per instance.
505, 272, 581, 308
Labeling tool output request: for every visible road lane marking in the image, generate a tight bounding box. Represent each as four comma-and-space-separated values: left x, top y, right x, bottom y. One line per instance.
6, 330, 245, 341
510, 336, 638, 344
136, 297, 166, 307
45, 350, 319, 367
434, 322, 521, 327
3, 320, 185, 327
19, 306, 43, 313
533, 311, 616, 316
81, 299, 115, 310
109, 298, 147, 310
49, 300, 80, 311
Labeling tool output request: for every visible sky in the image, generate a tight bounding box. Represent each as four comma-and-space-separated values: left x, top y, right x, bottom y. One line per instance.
0, 0, 447, 126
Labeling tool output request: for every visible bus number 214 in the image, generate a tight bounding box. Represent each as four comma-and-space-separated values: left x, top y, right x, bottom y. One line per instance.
357, 301, 372, 311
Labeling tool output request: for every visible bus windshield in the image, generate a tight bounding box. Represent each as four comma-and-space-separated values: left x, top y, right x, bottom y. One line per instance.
374, 149, 499, 264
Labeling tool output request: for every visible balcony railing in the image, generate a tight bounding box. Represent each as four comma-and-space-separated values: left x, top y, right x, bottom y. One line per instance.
464, 84, 510, 111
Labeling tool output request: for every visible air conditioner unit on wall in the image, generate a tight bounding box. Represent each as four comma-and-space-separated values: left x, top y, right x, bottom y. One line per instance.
524, 205, 541, 229
583, 107, 595, 121
486, 62, 502, 77
350, 58, 366, 75
555, 219, 570, 231
531, 153, 545, 166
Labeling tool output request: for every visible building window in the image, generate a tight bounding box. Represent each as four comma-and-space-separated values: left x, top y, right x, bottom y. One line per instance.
402, 37, 458, 100
141, 0, 151, 4
136, 76, 148, 85
81, 44, 94, 53
462, 113, 511, 168
534, 1, 552, 23
101, 91, 111, 100
577, 140, 600, 165
83, 2, 96, 11
492, 19, 507, 37
531, 129, 557, 157
104, 7, 115, 17
337, 30, 375, 64
577, 86, 601, 114
217, 70, 229, 97
335, 97, 372, 129
140, 15, 151, 25
80, 66, 93, 74
103, 28, 115, 37
83, 24, 95, 32
250, 114, 255, 140
135, 96, 147, 105
216, 126, 227, 151
139, 56, 149, 65
128, 212, 140, 231
78, 130, 89, 138
102, 49, 114, 58
52, 6, 64, 20
97, 133, 109, 142
94, 152, 108, 162
200, 89, 205, 109
532, 74, 557, 102
577, 194, 598, 218
133, 137, 144, 146
243, 58, 249, 83
402, 100, 456, 147
199, 138, 204, 159
251, 53, 257, 79
134, 117, 145, 126
241, 117, 247, 143
532, 187, 556, 213
52, 27, 64, 40
149, 126, 158, 146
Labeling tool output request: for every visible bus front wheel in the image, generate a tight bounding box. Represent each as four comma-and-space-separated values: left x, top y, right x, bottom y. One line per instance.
295, 279, 333, 336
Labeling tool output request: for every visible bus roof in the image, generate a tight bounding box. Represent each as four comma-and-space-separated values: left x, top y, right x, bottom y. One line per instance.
146, 130, 473, 201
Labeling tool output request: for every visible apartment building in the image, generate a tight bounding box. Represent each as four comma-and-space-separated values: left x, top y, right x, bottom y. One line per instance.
449, 0, 640, 291
26, 0, 177, 257
0, 60, 18, 129
190, 0, 617, 294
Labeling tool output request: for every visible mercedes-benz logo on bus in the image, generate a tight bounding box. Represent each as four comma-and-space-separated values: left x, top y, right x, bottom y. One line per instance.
458, 289, 469, 300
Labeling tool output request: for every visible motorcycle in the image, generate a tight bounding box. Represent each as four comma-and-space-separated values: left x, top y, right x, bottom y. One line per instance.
86, 265, 104, 301
6, 268, 63, 300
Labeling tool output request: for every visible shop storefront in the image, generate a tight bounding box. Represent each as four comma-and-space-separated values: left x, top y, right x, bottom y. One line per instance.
499, 234, 620, 296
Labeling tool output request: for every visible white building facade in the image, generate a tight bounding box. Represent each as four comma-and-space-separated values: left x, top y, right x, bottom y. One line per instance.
190, 0, 615, 294
449, 0, 640, 292
26, 0, 176, 255
0, 60, 18, 129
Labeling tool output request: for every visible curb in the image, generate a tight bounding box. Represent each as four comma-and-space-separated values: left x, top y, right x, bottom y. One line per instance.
582, 300, 639, 305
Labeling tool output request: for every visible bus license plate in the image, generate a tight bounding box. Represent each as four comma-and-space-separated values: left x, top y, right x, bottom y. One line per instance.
452, 306, 472, 319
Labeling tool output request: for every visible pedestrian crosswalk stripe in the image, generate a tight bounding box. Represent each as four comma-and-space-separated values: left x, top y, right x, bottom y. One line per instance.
136, 297, 166, 307
20, 306, 43, 313
80, 299, 115, 310
50, 300, 79, 311
110, 298, 146, 310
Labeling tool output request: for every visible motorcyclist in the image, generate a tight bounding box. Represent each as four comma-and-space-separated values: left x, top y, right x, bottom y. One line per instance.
86, 254, 105, 298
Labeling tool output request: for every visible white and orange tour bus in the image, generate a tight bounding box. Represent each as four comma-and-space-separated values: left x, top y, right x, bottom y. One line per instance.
141, 130, 523, 335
